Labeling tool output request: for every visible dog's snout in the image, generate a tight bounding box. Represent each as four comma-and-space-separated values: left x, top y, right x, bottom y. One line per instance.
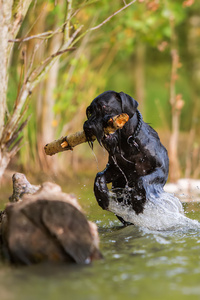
83, 120, 93, 132
83, 121, 95, 140
84, 119, 105, 146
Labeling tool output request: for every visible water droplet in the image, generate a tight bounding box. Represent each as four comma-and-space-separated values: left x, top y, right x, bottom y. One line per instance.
113, 254, 121, 259
90, 148, 99, 170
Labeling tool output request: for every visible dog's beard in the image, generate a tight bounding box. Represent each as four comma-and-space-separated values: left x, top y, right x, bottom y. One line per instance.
84, 122, 104, 148
88, 123, 121, 155
84, 121, 121, 155
102, 131, 121, 156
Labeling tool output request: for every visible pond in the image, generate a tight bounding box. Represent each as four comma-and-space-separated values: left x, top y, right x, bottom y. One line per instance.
1, 183, 200, 300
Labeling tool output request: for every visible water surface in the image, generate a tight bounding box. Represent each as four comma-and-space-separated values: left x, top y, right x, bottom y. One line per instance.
1, 186, 200, 300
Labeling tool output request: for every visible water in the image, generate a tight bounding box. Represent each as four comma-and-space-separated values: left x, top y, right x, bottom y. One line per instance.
108, 187, 200, 230
1, 187, 200, 300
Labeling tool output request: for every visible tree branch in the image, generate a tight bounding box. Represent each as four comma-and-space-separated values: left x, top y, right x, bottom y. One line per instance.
8, 31, 54, 43
70, 0, 136, 47
64, 0, 73, 43
28, 25, 83, 84
90, 0, 136, 31
8, 0, 33, 56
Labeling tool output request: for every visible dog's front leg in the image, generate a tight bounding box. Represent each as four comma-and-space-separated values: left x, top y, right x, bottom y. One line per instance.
94, 164, 115, 210
138, 167, 167, 195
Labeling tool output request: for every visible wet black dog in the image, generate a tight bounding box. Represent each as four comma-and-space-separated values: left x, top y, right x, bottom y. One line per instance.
83, 91, 169, 224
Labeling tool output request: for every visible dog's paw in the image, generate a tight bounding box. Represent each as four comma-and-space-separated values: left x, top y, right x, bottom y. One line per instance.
131, 188, 146, 215
94, 175, 109, 210
96, 196, 109, 210
137, 178, 144, 189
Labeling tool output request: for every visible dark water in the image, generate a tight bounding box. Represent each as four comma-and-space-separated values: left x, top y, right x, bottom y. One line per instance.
1, 186, 200, 300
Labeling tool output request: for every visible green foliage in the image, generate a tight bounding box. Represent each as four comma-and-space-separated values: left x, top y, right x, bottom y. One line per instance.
7, 0, 200, 173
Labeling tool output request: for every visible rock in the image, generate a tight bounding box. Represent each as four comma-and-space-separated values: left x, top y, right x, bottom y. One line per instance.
0, 173, 102, 265
164, 178, 200, 202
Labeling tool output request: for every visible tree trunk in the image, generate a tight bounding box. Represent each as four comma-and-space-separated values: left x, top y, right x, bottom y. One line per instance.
185, 15, 200, 178
168, 49, 182, 182
0, 0, 13, 138
168, 106, 181, 182
135, 41, 145, 113
37, 30, 62, 172
168, 17, 184, 182
0, 1, 13, 178
0, 0, 32, 178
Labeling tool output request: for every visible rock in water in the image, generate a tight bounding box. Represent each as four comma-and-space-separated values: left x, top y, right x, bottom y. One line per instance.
0, 173, 102, 265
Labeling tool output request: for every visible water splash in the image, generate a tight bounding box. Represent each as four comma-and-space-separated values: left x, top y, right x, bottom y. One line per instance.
111, 155, 129, 187
90, 148, 99, 171
108, 187, 200, 231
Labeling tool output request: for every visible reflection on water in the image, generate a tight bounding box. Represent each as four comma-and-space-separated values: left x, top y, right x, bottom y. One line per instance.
1, 192, 200, 300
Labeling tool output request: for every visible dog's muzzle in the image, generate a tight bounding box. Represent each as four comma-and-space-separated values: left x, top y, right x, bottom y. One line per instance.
83, 121, 95, 141
83, 120, 104, 145
84, 119, 119, 155
102, 132, 119, 155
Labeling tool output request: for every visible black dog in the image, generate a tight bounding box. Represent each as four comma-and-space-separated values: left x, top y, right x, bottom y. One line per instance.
83, 91, 169, 224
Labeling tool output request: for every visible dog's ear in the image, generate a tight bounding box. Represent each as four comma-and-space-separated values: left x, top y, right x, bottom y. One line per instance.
119, 92, 138, 118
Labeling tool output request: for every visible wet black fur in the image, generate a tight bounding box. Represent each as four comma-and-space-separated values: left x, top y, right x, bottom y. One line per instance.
83, 91, 169, 224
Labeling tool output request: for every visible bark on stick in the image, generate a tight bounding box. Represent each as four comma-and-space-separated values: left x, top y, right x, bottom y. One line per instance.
44, 113, 129, 156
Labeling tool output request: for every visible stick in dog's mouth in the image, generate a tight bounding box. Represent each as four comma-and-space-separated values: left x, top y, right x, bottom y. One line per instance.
104, 113, 129, 135
44, 113, 129, 156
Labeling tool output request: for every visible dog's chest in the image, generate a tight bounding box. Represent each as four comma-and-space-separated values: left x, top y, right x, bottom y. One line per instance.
115, 146, 155, 176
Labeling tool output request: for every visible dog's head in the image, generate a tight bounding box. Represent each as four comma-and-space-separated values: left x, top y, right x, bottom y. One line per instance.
83, 91, 138, 153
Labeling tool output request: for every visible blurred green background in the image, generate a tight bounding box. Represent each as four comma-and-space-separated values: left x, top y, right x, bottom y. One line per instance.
4, 0, 200, 184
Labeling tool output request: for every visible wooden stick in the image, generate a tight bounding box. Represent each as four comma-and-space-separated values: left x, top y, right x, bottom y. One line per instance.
44, 131, 92, 156
44, 113, 129, 156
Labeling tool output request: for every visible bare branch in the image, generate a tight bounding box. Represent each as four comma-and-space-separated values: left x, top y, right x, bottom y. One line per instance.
64, 0, 73, 43
9, 2, 80, 46
9, 136, 24, 157
6, 117, 30, 149
70, 0, 136, 47
8, 0, 33, 56
26, 42, 42, 79
0, 1, 13, 139
88, 0, 136, 31
0, 85, 31, 146
2, 23, 82, 147
37, 47, 76, 67
28, 25, 83, 84
26, 46, 76, 84
8, 31, 54, 43
17, 2, 49, 48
